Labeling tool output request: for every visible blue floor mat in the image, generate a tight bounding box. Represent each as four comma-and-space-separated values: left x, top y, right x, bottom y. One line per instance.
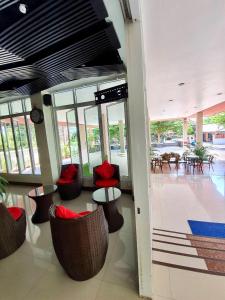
188, 220, 225, 238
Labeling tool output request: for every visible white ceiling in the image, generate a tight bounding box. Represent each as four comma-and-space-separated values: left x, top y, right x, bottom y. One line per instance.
142, 0, 225, 120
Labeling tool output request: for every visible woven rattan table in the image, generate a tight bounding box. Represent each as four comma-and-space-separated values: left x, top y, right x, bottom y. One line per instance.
28, 185, 57, 224
92, 187, 123, 233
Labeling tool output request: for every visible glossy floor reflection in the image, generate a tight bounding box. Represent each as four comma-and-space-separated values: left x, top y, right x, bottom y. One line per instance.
0, 186, 139, 300
152, 174, 225, 300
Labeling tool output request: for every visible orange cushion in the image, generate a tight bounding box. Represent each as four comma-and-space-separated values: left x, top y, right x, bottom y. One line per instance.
7, 207, 23, 221
95, 178, 119, 188
57, 178, 74, 185
61, 164, 77, 180
95, 161, 115, 179
55, 205, 91, 219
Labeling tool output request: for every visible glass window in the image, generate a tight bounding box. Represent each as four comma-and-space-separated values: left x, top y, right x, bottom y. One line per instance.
11, 100, 23, 114
0, 132, 6, 173
99, 79, 126, 90
26, 116, 41, 174
0, 118, 19, 173
56, 109, 79, 164
76, 85, 97, 103
0, 103, 9, 116
13, 116, 32, 174
54, 90, 74, 107
24, 98, 32, 112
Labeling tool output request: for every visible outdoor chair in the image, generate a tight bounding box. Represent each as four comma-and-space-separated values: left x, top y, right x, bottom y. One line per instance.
57, 164, 82, 200
0, 203, 26, 259
178, 153, 188, 169
160, 153, 171, 170
93, 161, 120, 188
203, 155, 214, 171
151, 157, 163, 173
49, 205, 108, 281
169, 152, 180, 170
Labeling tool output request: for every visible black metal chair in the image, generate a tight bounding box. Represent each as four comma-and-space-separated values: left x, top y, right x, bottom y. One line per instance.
57, 164, 82, 201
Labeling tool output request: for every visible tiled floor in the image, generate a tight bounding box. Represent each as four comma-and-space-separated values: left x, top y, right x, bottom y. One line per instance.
0, 186, 139, 300
152, 174, 225, 300
2, 173, 225, 300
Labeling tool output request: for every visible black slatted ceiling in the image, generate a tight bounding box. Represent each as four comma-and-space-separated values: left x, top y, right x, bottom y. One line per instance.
0, 0, 125, 97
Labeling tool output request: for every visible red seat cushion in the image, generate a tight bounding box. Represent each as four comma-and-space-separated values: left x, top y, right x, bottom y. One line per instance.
95, 160, 115, 179
61, 164, 77, 180
55, 205, 91, 219
7, 207, 23, 221
56, 178, 74, 185
95, 178, 119, 188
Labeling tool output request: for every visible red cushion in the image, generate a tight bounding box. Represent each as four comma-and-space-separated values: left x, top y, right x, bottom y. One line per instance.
95, 178, 119, 188
79, 211, 91, 217
55, 206, 91, 219
7, 207, 23, 221
95, 161, 115, 179
61, 164, 77, 180
57, 178, 74, 185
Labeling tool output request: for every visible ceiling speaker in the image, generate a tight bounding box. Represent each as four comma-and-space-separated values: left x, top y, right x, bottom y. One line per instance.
43, 94, 52, 106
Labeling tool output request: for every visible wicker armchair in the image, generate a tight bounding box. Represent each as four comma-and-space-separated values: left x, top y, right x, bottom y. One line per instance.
49, 205, 108, 281
0, 203, 26, 259
57, 164, 82, 201
93, 164, 120, 188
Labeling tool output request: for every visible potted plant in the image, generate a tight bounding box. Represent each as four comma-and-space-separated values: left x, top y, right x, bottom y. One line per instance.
193, 143, 208, 160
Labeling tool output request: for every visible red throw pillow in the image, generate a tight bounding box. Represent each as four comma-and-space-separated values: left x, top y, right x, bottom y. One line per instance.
56, 178, 74, 185
79, 211, 91, 217
61, 164, 77, 180
95, 160, 115, 179
55, 206, 91, 219
95, 179, 119, 188
7, 207, 23, 221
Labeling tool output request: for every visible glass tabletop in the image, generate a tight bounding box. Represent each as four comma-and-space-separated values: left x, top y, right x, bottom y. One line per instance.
92, 187, 121, 203
28, 185, 57, 197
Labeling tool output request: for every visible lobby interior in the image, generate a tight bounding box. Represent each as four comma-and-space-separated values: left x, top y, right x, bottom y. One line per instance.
0, 1, 225, 300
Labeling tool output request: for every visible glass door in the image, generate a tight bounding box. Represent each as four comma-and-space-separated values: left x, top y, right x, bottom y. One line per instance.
78, 106, 102, 176
106, 101, 129, 177
56, 109, 79, 165
66, 110, 79, 164
0, 119, 18, 173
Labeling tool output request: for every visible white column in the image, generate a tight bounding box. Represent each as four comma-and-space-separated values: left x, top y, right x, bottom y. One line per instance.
196, 111, 203, 145
126, 5, 152, 299
30, 93, 59, 184
183, 118, 188, 147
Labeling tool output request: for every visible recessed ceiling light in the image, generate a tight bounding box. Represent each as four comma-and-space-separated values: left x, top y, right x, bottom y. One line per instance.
217, 92, 223, 96
169, 99, 174, 102
19, 2, 28, 14
178, 82, 185, 86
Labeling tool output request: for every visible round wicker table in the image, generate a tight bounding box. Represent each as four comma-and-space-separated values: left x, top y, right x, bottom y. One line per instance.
28, 185, 57, 224
92, 187, 123, 233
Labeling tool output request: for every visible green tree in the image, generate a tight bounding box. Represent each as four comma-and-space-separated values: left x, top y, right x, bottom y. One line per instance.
204, 112, 225, 127
150, 120, 183, 143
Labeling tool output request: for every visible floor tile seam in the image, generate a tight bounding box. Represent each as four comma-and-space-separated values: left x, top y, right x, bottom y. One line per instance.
153, 247, 225, 262
153, 261, 225, 276
19, 268, 48, 300
153, 239, 225, 252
